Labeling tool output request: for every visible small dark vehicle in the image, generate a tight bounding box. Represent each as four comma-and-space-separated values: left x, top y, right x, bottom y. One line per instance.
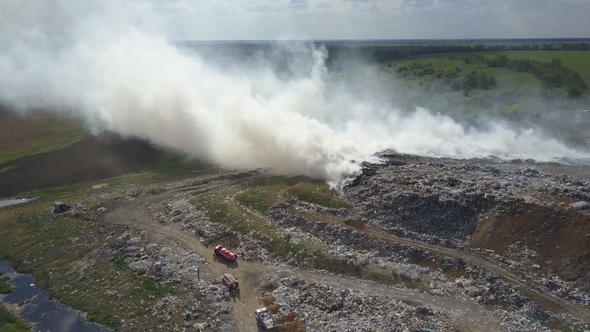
53, 201, 71, 214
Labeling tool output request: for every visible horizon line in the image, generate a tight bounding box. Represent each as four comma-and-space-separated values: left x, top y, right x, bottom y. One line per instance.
173, 37, 590, 43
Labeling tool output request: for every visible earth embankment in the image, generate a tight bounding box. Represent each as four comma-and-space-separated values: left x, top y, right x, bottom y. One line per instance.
0, 133, 174, 197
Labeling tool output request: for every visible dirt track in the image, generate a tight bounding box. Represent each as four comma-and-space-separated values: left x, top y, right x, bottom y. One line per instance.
106, 182, 264, 332
104, 177, 590, 331
359, 224, 590, 322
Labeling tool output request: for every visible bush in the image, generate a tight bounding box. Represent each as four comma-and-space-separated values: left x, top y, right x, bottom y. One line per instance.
0, 275, 13, 294
0, 306, 31, 332
568, 86, 583, 98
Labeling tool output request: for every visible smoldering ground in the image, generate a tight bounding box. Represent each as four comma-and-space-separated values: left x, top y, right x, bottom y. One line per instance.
0, 1, 588, 187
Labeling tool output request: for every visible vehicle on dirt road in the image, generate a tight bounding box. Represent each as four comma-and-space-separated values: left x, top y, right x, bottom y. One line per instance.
255, 307, 279, 332
214, 245, 237, 262
221, 273, 239, 295
53, 201, 71, 214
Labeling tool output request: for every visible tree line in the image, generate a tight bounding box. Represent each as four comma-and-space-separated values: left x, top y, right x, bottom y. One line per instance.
365, 42, 590, 62
392, 54, 587, 98
484, 54, 587, 98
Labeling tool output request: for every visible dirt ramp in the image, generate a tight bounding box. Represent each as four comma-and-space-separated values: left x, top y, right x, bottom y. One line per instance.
0, 133, 174, 197
471, 203, 590, 287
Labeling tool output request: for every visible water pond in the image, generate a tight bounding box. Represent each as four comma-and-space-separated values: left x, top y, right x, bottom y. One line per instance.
0, 261, 109, 332
0, 197, 39, 209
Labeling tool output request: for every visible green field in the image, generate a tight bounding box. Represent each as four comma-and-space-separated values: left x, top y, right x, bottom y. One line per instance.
499, 51, 590, 85
0, 111, 88, 165
386, 52, 588, 109
410, 51, 590, 85
382, 56, 541, 119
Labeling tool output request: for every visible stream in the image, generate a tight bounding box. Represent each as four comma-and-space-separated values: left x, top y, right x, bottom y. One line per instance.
0, 197, 39, 209
0, 261, 109, 332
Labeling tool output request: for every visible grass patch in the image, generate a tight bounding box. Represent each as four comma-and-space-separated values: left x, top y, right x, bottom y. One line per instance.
86, 305, 120, 328
112, 253, 129, 271
59, 292, 120, 327
142, 154, 209, 174
235, 186, 282, 215
287, 181, 350, 209
0, 275, 13, 294
259, 237, 309, 263
16, 214, 45, 231
193, 181, 361, 276
0, 306, 31, 332
235, 177, 350, 215
498, 51, 590, 85
138, 277, 175, 301
308, 250, 362, 277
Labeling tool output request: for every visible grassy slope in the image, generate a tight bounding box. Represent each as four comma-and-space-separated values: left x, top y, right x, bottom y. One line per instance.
194, 176, 361, 276
142, 154, 210, 175
0, 306, 31, 332
1, 275, 32, 331
0, 166, 208, 330
0, 111, 88, 165
0, 275, 12, 294
0, 109, 91, 332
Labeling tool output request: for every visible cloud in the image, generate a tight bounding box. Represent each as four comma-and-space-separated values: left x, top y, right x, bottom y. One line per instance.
290, 0, 309, 8
402, 0, 436, 8
314, 1, 332, 8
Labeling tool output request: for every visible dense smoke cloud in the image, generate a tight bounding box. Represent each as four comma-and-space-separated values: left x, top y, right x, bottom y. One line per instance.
0, 1, 587, 186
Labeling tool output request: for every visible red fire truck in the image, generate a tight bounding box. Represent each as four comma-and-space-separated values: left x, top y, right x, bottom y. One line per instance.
214, 245, 238, 262
222, 273, 239, 294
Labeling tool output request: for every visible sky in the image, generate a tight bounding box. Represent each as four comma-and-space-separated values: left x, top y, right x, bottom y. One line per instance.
129, 0, 590, 40
1, 0, 589, 41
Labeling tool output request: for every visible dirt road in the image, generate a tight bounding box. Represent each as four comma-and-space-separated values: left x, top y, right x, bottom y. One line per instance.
106, 182, 266, 332
356, 225, 590, 323
104, 178, 589, 331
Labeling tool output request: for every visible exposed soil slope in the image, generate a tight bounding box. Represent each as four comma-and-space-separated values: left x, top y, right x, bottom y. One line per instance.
0, 133, 174, 197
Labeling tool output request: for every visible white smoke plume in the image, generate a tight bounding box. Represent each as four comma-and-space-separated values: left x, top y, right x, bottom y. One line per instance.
0, 1, 587, 186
